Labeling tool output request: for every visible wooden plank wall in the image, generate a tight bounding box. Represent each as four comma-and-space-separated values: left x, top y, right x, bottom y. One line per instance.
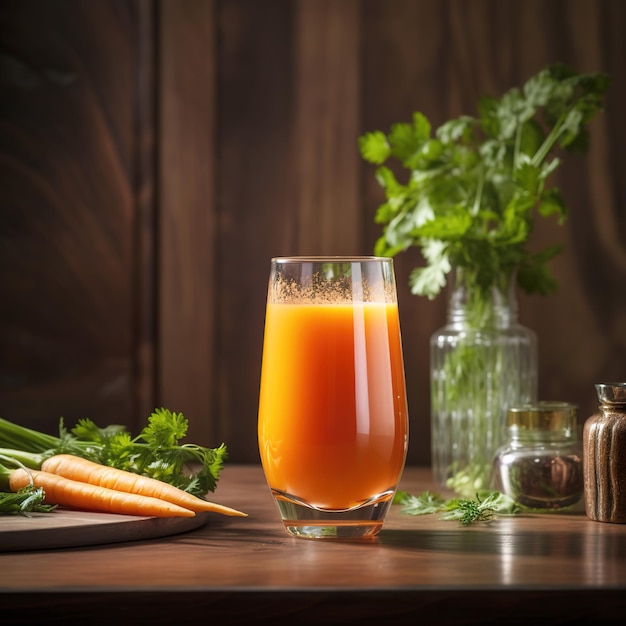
1, 0, 624, 466
0, 0, 154, 430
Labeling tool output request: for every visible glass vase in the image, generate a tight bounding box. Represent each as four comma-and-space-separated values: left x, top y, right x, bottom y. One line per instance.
430, 266, 537, 497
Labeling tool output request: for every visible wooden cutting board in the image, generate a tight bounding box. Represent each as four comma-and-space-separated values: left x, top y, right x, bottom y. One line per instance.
0, 508, 210, 552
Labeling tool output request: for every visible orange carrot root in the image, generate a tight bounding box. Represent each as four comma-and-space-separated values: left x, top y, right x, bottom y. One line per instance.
9, 468, 196, 518
41, 454, 247, 517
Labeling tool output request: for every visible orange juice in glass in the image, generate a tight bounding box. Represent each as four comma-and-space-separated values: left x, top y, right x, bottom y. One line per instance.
258, 257, 409, 539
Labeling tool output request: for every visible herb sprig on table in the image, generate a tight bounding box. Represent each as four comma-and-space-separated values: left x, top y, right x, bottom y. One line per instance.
393, 489, 521, 525
359, 64, 611, 300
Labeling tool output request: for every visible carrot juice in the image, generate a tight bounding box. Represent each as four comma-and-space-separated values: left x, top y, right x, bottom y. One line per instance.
258, 300, 408, 511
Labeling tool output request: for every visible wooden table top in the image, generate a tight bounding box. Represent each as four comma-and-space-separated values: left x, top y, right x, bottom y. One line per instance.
2, 464, 626, 625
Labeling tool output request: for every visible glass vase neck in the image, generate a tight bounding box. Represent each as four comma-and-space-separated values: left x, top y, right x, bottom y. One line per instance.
447, 266, 518, 329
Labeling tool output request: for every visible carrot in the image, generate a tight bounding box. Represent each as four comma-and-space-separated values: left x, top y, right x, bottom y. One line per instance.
8, 468, 196, 518
41, 454, 247, 517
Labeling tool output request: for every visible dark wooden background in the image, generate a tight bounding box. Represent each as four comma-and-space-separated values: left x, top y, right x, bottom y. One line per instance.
1, 0, 624, 466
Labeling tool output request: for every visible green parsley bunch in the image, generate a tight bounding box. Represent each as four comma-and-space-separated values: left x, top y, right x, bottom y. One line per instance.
359, 64, 611, 300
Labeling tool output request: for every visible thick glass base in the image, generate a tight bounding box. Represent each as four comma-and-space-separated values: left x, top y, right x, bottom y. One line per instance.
271, 488, 395, 539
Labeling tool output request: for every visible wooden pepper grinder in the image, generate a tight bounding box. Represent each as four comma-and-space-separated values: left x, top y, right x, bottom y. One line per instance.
583, 383, 626, 523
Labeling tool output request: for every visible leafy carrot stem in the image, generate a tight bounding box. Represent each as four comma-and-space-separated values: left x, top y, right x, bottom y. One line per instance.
0, 455, 56, 515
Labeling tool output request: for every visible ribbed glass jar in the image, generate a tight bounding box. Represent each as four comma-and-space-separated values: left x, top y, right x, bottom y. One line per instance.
494, 402, 583, 509
430, 266, 538, 497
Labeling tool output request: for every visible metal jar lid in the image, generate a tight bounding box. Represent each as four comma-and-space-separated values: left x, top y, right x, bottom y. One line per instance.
506, 401, 578, 430
596, 383, 626, 404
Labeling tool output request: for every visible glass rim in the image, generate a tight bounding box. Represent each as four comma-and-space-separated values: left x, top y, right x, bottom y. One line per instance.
271, 256, 392, 264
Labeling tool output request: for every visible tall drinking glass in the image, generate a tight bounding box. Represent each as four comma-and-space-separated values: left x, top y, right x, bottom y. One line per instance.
258, 257, 409, 539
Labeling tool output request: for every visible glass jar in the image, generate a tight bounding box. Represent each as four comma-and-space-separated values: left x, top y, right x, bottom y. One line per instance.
430, 266, 537, 497
493, 401, 583, 509
583, 383, 626, 523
